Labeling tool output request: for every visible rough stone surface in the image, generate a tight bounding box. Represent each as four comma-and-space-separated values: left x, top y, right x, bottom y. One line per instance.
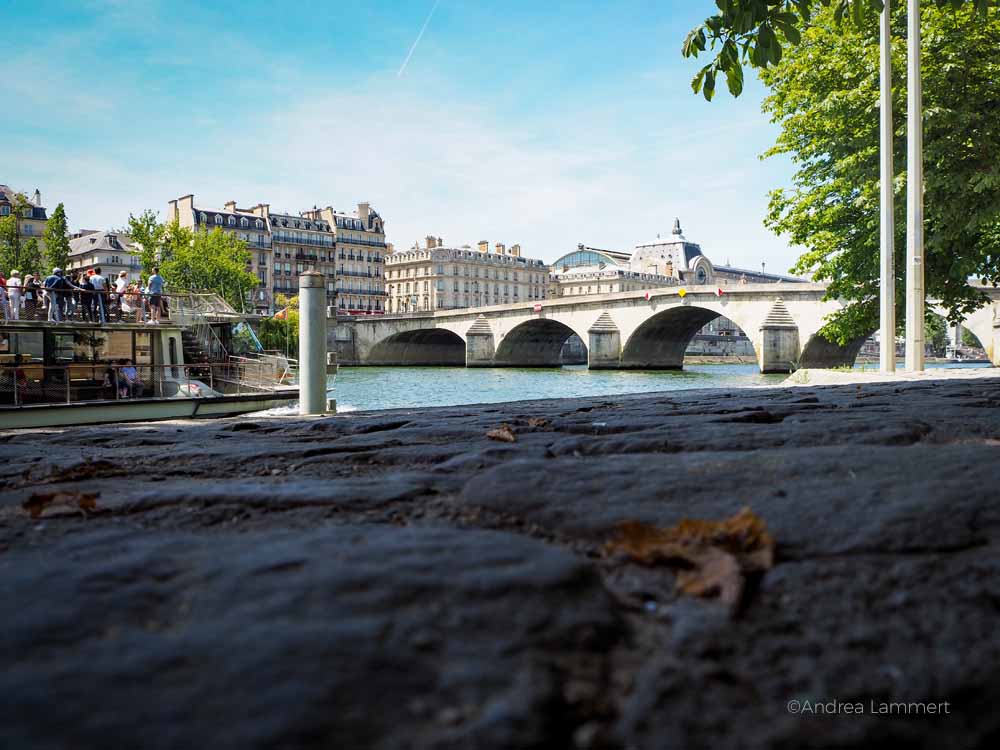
3, 377, 1000, 749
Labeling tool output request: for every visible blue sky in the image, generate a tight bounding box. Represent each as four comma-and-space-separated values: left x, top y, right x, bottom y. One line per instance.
1, 0, 799, 272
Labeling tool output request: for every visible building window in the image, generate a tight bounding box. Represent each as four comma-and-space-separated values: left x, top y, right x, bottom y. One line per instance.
255, 219, 264, 229
228, 216, 236, 226
241, 217, 249, 227
0, 206, 9, 216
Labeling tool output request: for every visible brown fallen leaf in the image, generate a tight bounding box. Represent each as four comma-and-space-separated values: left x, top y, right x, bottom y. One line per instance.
604, 507, 774, 607
22, 491, 101, 519
526, 417, 550, 428
486, 424, 517, 443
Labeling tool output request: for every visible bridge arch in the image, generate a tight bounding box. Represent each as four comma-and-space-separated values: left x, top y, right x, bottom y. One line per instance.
494, 318, 587, 367
367, 329, 466, 366
620, 304, 756, 369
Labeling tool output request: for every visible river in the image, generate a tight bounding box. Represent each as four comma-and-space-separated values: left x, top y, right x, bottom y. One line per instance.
323, 361, 989, 412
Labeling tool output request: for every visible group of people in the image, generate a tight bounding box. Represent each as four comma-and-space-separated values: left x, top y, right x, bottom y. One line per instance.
0, 267, 166, 324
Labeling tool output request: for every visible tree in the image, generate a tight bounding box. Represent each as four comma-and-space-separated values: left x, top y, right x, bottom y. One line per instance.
43, 202, 70, 271
20, 239, 43, 275
684, 0, 998, 100
758, 3, 1000, 343
159, 223, 259, 311
126, 209, 165, 279
962, 327, 983, 348
0, 192, 30, 273
925, 312, 949, 355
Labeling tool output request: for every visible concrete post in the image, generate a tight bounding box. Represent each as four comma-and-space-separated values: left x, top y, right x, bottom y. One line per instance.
588, 312, 621, 369
465, 315, 495, 367
879, 0, 896, 373
759, 298, 800, 374
299, 270, 328, 415
905, 0, 925, 371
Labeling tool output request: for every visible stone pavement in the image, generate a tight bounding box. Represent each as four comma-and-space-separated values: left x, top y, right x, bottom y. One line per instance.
2, 377, 1000, 749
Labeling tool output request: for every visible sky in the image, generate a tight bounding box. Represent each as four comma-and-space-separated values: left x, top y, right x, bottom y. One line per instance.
1, 0, 800, 273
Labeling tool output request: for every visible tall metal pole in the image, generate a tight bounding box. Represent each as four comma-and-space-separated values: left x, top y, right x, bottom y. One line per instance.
880, 0, 896, 373
905, 0, 925, 371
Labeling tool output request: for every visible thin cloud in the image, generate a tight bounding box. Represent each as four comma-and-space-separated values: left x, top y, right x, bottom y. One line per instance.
397, 0, 441, 78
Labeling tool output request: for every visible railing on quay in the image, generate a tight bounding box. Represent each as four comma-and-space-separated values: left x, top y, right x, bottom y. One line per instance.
0, 360, 295, 407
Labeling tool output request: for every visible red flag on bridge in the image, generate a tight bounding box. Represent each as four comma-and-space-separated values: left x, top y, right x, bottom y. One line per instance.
533, 302, 542, 313
716, 288, 725, 297
644, 291, 651, 301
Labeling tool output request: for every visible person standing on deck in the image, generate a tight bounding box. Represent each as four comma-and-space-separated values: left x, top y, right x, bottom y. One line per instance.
147, 267, 165, 324
7, 271, 23, 320
90, 267, 108, 323
43, 269, 69, 322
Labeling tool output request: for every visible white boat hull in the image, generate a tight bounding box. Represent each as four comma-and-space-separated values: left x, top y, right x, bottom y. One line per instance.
0, 391, 299, 430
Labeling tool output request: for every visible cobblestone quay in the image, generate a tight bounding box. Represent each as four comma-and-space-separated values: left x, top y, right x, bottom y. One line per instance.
3, 378, 1000, 749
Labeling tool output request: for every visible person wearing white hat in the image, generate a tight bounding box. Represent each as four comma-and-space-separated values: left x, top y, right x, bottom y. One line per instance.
7, 270, 22, 320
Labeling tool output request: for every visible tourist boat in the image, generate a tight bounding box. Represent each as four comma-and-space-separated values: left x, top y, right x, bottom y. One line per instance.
0, 290, 299, 429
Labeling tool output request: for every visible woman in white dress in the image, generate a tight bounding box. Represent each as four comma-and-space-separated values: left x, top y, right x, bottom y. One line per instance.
6, 270, 22, 320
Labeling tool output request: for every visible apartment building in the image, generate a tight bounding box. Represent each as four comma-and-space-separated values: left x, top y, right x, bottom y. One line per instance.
0, 185, 48, 256
67, 230, 141, 281
385, 237, 550, 313
302, 203, 387, 315
167, 194, 387, 314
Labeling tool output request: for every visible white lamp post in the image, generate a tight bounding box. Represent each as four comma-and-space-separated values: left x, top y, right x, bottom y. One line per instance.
879, 0, 896, 373
905, 0, 925, 371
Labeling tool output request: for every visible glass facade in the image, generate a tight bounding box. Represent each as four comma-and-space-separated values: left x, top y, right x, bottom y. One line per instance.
552, 250, 623, 270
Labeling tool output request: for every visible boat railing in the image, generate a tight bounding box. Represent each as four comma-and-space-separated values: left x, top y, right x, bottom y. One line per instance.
1, 286, 183, 325
0, 360, 295, 407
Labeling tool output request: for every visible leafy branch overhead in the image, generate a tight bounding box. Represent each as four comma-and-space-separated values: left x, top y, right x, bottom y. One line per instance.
683, 0, 997, 100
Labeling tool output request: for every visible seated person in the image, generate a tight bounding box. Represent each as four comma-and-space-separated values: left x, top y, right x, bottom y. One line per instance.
118, 359, 143, 399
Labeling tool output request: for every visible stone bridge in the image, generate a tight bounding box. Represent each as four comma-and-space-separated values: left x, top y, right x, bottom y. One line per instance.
328, 283, 1000, 373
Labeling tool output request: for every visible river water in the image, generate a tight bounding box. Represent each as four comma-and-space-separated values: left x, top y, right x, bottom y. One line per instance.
323, 362, 994, 412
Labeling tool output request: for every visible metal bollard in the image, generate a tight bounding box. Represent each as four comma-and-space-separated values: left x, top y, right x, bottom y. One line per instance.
298, 270, 328, 415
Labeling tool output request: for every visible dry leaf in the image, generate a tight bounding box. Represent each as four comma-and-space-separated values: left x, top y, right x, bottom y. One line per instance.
22, 491, 101, 519
486, 424, 517, 443
527, 418, 550, 428
604, 507, 774, 607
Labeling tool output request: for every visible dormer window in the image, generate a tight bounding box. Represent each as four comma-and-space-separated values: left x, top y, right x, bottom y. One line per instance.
228, 216, 236, 226
240, 217, 248, 227
255, 219, 263, 229
199, 212, 207, 223
215, 214, 223, 225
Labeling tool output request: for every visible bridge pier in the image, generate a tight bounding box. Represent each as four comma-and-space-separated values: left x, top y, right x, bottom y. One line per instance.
588, 313, 622, 370
466, 316, 495, 367
758, 299, 800, 374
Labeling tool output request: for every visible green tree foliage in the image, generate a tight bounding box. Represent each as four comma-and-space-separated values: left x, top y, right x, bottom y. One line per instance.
43, 202, 71, 271
158, 222, 260, 311
258, 293, 300, 355
925, 312, 949, 355
19, 239, 43, 275
759, 3, 1000, 343
126, 209, 166, 279
0, 193, 30, 273
684, 0, 997, 100
962, 327, 983, 348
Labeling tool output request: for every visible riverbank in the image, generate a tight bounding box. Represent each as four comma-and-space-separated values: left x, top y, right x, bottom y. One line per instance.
3, 376, 1000, 749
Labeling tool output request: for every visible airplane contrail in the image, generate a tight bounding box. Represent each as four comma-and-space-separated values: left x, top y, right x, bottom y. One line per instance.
397, 0, 441, 77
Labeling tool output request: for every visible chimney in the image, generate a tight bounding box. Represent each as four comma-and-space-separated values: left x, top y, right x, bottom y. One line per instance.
425, 235, 437, 249
32, 189, 41, 206
358, 202, 371, 224
495, 242, 506, 255
437, 237, 443, 247
510, 243, 521, 257
478, 240, 489, 253
224, 200, 238, 212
